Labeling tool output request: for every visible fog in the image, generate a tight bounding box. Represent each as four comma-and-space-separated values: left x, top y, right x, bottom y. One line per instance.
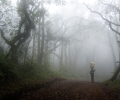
48, 0, 119, 81
1, 0, 120, 82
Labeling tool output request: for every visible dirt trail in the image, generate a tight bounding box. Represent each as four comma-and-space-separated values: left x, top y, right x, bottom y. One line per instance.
20, 80, 111, 100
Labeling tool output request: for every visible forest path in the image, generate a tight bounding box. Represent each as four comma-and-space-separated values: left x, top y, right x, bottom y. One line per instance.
20, 79, 110, 100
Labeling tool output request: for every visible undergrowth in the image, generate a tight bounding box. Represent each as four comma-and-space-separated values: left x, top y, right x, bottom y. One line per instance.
0, 56, 61, 99
103, 79, 120, 90
0, 55, 59, 83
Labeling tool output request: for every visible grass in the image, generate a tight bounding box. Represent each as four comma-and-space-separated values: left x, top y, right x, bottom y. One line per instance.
51, 70, 85, 80
103, 79, 120, 91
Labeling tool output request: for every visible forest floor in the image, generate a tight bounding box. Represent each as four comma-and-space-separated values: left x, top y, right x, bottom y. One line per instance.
17, 79, 120, 100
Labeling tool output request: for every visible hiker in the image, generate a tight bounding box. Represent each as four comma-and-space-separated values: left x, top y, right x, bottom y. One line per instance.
90, 62, 95, 82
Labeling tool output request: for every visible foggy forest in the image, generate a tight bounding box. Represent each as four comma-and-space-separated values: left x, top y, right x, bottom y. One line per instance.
1, 0, 120, 99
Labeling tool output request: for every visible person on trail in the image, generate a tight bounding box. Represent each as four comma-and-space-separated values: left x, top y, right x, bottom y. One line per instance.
90, 62, 95, 82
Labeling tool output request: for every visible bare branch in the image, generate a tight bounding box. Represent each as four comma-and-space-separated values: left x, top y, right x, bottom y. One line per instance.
99, 0, 120, 13
84, 3, 120, 26
109, 22, 120, 35
0, 29, 12, 46
52, 52, 60, 58
48, 43, 62, 54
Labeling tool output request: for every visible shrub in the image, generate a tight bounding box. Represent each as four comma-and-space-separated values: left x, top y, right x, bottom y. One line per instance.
0, 56, 17, 83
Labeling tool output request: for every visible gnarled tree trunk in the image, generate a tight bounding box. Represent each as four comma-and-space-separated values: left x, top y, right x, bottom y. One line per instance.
0, 0, 35, 64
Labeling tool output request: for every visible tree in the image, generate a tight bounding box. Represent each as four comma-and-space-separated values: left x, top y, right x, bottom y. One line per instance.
84, 0, 120, 81
32, 0, 66, 66
104, 30, 117, 72
0, 0, 35, 63
0, 0, 66, 66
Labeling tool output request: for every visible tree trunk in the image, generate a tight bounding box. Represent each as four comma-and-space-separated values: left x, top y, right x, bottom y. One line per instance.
32, 30, 36, 62
44, 31, 49, 67
1, 0, 34, 64
24, 39, 31, 65
109, 66, 120, 81
39, 14, 45, 66
60, 41, 63, 71
11, 47, 18, 64
64, 45, 67, 72
37, 17, 41, 64
52, 50, 55, 70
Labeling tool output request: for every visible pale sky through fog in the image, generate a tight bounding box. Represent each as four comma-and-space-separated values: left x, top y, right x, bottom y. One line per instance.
49, 0, 97, 14
11, 0, 97, 14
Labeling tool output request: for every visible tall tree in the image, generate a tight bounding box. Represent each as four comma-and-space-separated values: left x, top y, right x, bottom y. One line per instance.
38, 4, 45, 65
0, 0, 35, 63
84, 0, 120, 81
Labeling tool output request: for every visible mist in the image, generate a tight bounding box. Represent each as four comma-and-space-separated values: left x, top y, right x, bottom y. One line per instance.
0, 0, 119, 82
1, 0, 120, 99
47, 0, 119, 82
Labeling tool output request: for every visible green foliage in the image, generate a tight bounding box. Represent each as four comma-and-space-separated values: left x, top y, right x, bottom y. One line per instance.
0, 54, 59, 84
53, 69, 79, 79
0, 56, 18, 83
12, 61, 58, 82
103, 79, 120, 90
0, 56, 61, 99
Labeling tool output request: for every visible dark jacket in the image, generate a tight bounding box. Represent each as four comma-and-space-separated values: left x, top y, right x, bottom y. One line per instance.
90, 69, 95, 75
